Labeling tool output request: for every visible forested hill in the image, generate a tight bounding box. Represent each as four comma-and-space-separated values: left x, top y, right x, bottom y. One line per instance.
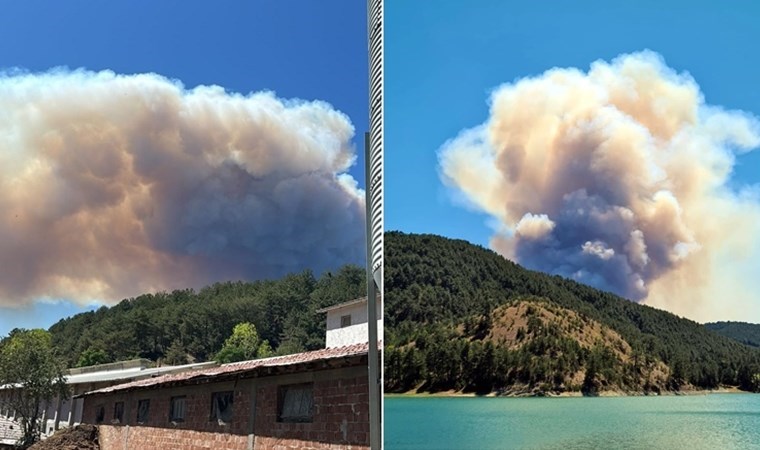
47, 265, 366, 368
384, 231, 760, 395
705, 322, 760, 348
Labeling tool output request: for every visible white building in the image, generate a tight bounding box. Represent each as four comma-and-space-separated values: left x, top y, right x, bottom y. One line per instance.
0, 358, 215, 444
317, 295, 382, 348
0, 414, 22, 447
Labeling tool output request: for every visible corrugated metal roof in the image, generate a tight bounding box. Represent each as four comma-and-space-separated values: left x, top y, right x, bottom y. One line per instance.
0, 362, 217, 392
81, 342, 375, 397
316, 294, 381, 313
316, 297, 367, 313
65, 361, 218, 385
68, 358, 152, 375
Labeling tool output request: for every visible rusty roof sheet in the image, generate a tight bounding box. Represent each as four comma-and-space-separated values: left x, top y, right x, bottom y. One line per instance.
81, 342, 375, 396
315, 294, 382, 313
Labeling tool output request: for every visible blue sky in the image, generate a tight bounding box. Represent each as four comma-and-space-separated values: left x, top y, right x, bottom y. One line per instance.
386, 0, 760, 246
384, 0, 760, 322
0, 1, 368, 336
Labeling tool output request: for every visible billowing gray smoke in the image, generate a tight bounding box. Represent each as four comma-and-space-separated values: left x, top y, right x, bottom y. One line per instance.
439, 51, 760, 322
0, 69, 365, 307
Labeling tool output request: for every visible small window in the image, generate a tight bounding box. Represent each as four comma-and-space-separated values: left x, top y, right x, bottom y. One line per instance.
340, 314, 352, 328
210, 391, 234, 423
137, 399, 150, 424
277, 383, 314, 423
95, 405, 105, 424
169, 396, 186, 422
113, 401, 124, 423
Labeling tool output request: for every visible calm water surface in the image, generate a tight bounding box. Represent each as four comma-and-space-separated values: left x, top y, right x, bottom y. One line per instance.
385, 394, 760, 449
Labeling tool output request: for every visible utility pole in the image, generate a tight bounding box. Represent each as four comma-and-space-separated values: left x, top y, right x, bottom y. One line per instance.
366, 1, 383, 448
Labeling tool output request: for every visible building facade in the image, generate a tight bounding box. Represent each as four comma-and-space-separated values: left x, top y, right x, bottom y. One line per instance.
318, 296, 382, 349
79, 344, 371, 450
76, 295, 381, 450
0, 359, 215, 445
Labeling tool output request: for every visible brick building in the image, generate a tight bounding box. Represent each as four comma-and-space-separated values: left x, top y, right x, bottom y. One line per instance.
78, 343, 372, 450
0, 359, 215, 445
75, 295, 380, 449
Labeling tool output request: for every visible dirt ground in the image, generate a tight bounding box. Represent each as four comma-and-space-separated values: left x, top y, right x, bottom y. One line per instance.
27, 424, 99, 450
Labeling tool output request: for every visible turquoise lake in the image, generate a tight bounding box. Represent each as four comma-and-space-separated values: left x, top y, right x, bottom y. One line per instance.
385, 394, 760, 449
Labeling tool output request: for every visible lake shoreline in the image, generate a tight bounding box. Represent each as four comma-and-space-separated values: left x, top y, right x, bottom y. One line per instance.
385, 385, 748, 398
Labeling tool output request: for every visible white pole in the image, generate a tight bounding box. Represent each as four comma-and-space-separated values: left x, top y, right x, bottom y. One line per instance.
365, 132, 381, 450
366, 1, 383, 448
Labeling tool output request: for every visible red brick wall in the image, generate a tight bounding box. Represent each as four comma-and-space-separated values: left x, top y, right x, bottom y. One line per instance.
82, 389, 251, 429
253, 375, 369, 450
81, 370, 369, 450
97, 426, 248, 450
83, 386, 251, 450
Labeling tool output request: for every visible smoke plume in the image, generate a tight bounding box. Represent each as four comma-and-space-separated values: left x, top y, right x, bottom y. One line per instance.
439, 51, 760, 322
0, 69, 365, 307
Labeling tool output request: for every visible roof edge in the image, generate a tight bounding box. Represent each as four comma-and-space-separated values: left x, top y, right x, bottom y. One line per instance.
316, 294, 381, 313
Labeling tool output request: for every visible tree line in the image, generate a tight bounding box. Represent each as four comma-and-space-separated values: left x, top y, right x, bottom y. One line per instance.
384, 232, 760, 394
705, 322, 760, 349
44, 264, 365, 368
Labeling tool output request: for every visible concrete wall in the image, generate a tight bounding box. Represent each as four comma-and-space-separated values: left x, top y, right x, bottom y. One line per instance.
325, 301, 382, 348
0, 415, 23, 447
325, 320, 384, 349
82, 365, 369, 450
37, 380, 113, 437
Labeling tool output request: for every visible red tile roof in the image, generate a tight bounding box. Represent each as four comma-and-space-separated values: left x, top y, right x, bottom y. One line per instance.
82, 342, 377, 396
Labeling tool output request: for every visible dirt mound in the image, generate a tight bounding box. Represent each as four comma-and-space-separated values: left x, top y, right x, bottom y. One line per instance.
28, 424, 98, 450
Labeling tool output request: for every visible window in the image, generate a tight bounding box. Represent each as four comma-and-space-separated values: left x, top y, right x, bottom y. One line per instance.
169, 396, 186, 422
210, 391, 234, 423
277, 383, 314, 423
113, 401, 124, 423
340, 314, 352, 328
95, 405, 105, 424
137, 399, 150, 424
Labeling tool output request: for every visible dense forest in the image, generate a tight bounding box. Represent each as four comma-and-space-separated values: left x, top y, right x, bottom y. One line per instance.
42, 265, 366, 367
705, 322, 760, 348
384, 232, 760, 395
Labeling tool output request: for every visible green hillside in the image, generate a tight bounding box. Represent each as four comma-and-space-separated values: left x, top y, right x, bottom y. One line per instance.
384, 231, 760, 395
705, 322, 760, 348
43, 265, 366, 367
